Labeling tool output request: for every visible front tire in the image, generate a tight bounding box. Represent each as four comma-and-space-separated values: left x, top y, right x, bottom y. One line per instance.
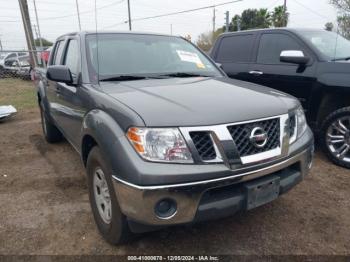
321, 107, 350, 169
86, 146, 133, 245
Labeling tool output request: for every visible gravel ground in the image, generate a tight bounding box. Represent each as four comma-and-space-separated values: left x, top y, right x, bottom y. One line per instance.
0, 80, 349, 256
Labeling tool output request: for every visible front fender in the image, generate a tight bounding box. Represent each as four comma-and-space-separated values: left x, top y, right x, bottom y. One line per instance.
81, 109, 138, 182
37, 80, 48, 109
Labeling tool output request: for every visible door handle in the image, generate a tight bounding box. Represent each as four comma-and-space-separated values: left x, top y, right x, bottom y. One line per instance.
249, 70, 264, 76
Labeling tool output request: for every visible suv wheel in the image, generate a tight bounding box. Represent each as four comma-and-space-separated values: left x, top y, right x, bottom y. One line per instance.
86, 146, 133, 245
321, 107, 350, 169
39, 104, 63, 143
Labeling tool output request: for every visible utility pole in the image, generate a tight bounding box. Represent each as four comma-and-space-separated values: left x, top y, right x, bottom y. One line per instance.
225, 11, 230, 32
18, 0, 38, 67
33, 0, 46, 66
0, 36, 3, 51
283, 0, 287, 27
237, 16, 241, 31
33, 24, 39, 40
75, 0, 82, 31
212, 7, 216, 35
170, 24, 173, 35
127, 0, 132, 31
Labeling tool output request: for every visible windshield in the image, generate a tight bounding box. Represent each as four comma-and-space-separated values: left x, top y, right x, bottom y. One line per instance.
86, 33, 222, 81
300, 30, 350, 60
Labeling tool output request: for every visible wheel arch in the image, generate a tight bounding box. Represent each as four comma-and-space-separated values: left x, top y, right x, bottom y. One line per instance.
317, 92, 350, 129
80, 109, 126, 169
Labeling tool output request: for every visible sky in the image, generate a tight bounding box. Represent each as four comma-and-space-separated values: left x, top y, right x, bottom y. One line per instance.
0, 0, 338, 50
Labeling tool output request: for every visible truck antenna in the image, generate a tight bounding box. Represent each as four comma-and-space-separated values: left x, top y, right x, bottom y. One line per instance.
94, 0, 100, 83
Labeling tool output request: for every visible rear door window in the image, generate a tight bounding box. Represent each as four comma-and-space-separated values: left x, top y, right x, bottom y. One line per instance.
257, 33, 304, 64
216, 34, 255, 63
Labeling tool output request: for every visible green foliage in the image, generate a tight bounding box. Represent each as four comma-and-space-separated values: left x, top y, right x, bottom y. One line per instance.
325, 22, 335, 31
228, 6, 288, 32
196, 5, 289, 51
239, 8, 271, 30
271, 6, 288, 27
330, 0, 350, 39
196, 28, 224, 52
337, 15, 350, 39
34, 38, 53, 47
330, 0, 350, 12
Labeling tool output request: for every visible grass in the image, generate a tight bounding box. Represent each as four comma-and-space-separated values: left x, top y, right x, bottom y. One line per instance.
0, 78, 37, 110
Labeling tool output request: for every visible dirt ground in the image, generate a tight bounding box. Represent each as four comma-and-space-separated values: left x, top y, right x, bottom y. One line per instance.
0, 79, 349, 255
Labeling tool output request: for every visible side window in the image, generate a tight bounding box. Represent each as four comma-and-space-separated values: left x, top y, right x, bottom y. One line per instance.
53, 41, 65, 65
7, 53, 16, 59
216, 34, 254, 63
257, 34, 304, 64
64, 39, 79, 76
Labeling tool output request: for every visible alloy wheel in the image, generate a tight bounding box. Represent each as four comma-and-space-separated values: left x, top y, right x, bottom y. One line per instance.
93, 168, 112, 224
326, 117, 350, 164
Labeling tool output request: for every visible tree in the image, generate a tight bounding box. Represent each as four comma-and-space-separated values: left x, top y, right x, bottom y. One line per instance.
256, 8, 272, 28
34, 38, 53, 47
337, 15, 350, 39
196, 28, 224, 52
272, 5, 289, 27
325, 22, 334, 31
330, 0, 350, 12
330, 0, 350, 39
229, 14, 241, 31
239, 8, 271, 30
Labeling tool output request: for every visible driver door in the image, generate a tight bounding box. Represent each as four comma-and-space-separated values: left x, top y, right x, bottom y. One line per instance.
247, 32, 317, 112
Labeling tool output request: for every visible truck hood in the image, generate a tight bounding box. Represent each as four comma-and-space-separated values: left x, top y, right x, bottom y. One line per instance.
100, 77, 299, 127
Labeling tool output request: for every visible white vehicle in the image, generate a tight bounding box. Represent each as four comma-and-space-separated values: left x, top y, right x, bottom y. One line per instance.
0, 52, 28, 67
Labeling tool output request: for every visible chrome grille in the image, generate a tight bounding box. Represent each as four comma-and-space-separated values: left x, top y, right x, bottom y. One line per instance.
289, 115, 296, 138
227, 118, 280, 157
189, 132, 217, 161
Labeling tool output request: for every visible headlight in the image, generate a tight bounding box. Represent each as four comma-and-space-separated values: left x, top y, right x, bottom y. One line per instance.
289, 106, 307, 144
126, 127, 193, 163
296, 106, 307, 138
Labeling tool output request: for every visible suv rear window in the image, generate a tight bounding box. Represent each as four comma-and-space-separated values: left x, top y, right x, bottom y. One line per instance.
215, 34, 254, 63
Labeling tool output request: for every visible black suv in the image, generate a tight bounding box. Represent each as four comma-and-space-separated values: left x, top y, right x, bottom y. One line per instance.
211, 28, 350, 168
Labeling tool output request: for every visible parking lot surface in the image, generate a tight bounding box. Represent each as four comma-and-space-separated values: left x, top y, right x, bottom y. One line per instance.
0, 79, 349, 255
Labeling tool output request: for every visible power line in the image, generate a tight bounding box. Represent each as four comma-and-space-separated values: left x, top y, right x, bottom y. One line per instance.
104, 0, 243, 28
292, 0, 330, 20
37, 0, 125, 21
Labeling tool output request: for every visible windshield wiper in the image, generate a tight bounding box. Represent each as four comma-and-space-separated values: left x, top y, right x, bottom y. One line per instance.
100, 75, 148, 82
159, 72, 213, 78
331, 56, 350, 61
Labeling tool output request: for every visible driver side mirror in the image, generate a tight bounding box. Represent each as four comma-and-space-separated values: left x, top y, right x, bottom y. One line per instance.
47, 65, 73, 84
280, 50, 310, 65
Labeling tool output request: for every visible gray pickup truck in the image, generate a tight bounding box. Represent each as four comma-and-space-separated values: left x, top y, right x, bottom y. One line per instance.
35, 31, 314, 244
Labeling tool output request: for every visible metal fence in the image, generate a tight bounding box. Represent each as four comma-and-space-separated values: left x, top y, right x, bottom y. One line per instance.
0, 49, 49, 80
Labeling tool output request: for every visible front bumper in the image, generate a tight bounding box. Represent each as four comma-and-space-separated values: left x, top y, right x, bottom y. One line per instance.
112, 130, 314, 227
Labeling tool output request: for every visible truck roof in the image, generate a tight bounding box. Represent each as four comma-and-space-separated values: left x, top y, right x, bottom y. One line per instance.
56, 30, 177, 41
219, 27, 326, 36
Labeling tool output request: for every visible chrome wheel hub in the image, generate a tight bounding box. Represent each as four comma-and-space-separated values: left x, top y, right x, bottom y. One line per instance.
326, 117, 350, 163
93, 168, 112, 224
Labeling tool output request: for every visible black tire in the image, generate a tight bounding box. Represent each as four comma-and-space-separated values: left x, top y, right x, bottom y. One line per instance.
86, 146, 133, 245
39, 104, 63, 143
320, 106, 350, 169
